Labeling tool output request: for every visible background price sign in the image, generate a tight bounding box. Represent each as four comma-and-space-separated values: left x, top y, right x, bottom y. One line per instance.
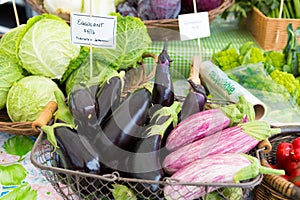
178, 12, 210, 41
70, 13, 117, 49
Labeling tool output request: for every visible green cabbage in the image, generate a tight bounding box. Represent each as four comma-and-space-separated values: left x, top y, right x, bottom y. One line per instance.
6, 75, 65, 122
17, 14, 81, 79
0, 52, 24, 110
93, 13, 151, 70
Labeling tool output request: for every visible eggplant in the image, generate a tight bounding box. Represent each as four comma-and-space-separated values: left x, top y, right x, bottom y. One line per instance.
54, 126, 104, 197
125, 101, 181, 198
95, 87, 152, 171
152, 41, 174, 107
96, 76, 123, 126
68, 86, 100, 153
180, 79, 207, 121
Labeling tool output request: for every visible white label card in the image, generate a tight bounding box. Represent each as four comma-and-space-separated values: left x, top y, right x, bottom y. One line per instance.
70, 13, 117, 49
0, 0, 11, 4
178, 12, 210, 41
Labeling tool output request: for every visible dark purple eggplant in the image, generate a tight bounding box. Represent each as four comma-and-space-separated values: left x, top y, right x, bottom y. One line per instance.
96, 76, 122, 126
54, 126, 105, 197
95, 87, 152, 171
68, 86, 100, 149
124, 101, 181, 198
152, 41, 174, 107
180, 79, 207, 121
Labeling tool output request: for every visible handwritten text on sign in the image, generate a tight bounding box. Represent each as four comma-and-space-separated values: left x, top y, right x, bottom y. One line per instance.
70, 13, 117, 49
178, 12, 210, 41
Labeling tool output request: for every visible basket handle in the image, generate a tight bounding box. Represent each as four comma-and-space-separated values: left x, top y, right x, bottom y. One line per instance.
257, 139, 272, 154
32, 101, 58, 133
189, 56, 202, 86
260, 153, 300, 199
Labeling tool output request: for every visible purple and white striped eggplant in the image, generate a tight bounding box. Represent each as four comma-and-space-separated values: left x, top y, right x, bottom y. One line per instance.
165, 108, 230, 151
163, 120, 280, 174
164, 153, 284, 200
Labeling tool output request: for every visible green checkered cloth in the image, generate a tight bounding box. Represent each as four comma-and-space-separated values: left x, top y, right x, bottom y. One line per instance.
147, 18, 257, 79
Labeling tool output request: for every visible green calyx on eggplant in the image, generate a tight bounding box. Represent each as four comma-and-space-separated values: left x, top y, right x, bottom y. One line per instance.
125, 101, 181, 197
152, 40, 174, 107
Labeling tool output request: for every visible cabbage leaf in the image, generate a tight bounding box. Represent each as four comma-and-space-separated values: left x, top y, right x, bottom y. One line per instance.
65, 53, 118, 95
0, 24, 25, 62
17, 14, 81, 79
93, 13, 151, 70
0, 52, 24, 110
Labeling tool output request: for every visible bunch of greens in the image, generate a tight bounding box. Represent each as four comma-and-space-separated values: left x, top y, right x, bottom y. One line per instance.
221, 0, 300, 20
212, 42, 265, 71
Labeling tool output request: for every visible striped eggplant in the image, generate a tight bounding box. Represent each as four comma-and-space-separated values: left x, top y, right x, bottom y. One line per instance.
165, 108, 230, 151
163, 120, 281, 174
164, 153, 284, 200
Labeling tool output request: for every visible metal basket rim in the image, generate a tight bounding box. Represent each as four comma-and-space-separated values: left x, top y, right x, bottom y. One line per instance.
30, 130, 263, 189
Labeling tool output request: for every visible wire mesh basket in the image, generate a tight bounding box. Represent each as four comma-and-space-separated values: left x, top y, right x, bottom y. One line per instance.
30, 130, 263, 200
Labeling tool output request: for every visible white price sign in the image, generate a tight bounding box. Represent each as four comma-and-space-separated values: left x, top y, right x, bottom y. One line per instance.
178, 12, 210, 41
70, 13, 117, 49
0, 0, 11, 4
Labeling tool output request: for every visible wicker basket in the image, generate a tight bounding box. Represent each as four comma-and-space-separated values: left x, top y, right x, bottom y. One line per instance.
245, 7, 300, 51
25, 0, 235, 29
254, 126, 300, 200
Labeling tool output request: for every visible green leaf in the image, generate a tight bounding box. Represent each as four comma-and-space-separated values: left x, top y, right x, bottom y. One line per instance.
3, 135, 34, 157
0, 183, 37, 200
110, 184, 137, 200
0, 164, 27, 185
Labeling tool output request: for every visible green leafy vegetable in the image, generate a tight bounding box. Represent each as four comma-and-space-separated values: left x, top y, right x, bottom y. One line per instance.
0, 24, 25, 62
65, 53, 118, 95
264, 51, 286, 71
270, 69, 300, 105
110, 184, 137, 200
17, 14, 81, 79
212, 43, 240, 71
0, 164, 27, 185
93, 13, 152, 70
0, 183, 37, 200
53, 91, 75, 127
3, 136, 34, 160
0, 52, 24, 110
6, 75, 65, 122
238, 42, 265, 65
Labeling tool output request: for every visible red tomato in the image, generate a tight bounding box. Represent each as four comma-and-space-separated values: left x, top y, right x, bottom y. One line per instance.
292, 137, 300, 149
286, 160, 300, 175
276, 142, 293, 169
292, 148, 300, 161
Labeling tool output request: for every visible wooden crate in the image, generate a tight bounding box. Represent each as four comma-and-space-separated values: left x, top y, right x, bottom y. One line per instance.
245, 7, 300, 51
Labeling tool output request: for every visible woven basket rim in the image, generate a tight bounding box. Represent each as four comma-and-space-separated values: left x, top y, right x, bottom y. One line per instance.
253, 6, 300, 22
26, 0, 235, 26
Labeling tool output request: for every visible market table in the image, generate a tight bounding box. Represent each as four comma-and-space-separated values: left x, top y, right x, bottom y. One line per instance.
0, 17, 258, 199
